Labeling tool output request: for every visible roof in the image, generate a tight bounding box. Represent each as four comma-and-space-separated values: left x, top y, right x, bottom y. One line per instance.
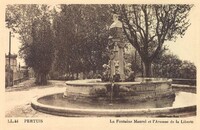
5, 54, 17, 59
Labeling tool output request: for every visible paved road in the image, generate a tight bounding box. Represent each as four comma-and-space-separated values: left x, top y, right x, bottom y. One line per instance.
5, 79, 66, 117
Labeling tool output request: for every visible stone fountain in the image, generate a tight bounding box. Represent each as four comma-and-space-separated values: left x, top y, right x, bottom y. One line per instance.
31, 14, 196, 117
63, 14, 175, 104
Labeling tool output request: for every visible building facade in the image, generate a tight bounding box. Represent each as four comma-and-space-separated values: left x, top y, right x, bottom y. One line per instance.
5, 54, 17, 87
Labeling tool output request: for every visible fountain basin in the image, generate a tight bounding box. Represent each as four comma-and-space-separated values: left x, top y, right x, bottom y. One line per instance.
63, 78, 175, 103
31, 91, 196, 117
31, 78, 196, 117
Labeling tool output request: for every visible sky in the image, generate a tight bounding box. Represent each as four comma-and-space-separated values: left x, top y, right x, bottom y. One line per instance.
164, 5, 199, 66
2, 5, 199, 67
3, 30, 24, 65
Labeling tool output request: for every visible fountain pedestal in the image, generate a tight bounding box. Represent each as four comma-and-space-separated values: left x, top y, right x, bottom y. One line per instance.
108, 14, 126, 81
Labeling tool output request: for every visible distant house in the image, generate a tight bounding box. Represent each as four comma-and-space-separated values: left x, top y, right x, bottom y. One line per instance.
5, 54, 17, 87
5, 54, 18, 73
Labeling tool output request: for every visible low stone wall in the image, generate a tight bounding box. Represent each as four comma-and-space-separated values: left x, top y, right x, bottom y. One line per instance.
172, 78, 196, 86
64, 78, 175, 103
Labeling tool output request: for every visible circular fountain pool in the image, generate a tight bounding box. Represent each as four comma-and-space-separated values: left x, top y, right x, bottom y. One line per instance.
36, 92, 195, 109
31, 79, 196, 117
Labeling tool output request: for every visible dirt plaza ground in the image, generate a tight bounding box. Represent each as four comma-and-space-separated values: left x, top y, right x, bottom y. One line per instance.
5, 78, 196, 117
5, 79, 66, 117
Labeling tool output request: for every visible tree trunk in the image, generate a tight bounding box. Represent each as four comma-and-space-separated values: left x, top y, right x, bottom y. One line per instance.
41, 73, 47, 85
35, 72, 47, 85
35, 72, 40, 84
144, 61, 152, 77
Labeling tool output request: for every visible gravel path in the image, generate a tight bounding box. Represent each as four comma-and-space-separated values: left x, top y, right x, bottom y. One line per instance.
5, 79, 66, 117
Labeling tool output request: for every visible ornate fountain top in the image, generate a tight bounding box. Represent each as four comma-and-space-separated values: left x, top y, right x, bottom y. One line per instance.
109, 14, 122, 29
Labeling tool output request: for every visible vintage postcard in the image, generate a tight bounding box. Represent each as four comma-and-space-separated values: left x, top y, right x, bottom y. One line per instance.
0, 0, 199, 130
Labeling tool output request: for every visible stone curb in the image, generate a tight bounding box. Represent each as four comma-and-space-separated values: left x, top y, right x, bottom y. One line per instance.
31, 93, 196, 117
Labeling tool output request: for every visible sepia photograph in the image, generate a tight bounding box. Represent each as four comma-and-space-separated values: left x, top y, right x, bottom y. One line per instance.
0, 1, 199, 130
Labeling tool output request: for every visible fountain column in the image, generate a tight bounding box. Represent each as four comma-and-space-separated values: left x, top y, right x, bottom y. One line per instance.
109, 14, 125, 81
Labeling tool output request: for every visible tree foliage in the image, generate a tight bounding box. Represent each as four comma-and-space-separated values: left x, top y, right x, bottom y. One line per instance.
53, 5, 112, 78
153, 53, 196, 79
114, 4, 193, 77
5, 4, 194, 82
6, 5, 55, 85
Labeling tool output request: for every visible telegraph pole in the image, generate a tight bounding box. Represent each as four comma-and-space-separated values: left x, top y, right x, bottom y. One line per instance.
8, 31, 13, 86
9, 31, 11, 68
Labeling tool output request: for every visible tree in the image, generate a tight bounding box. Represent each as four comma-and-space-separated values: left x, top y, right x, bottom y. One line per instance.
179, 60, 196, 79
153, 53, 196, 79
53, 5, 112, 78
6, 5, 55, 85
28, 14, 54, 85
153, 53, 182, 78
76, 5, 112, 74
115, 4, 193, 77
